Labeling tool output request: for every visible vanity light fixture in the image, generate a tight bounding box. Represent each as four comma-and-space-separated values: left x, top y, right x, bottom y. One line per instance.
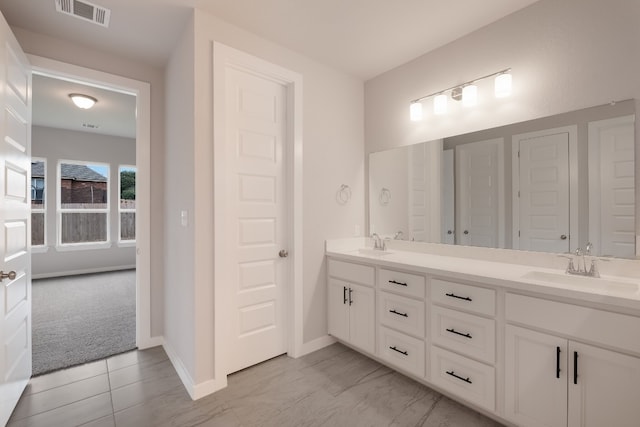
409, 101, 423, 121
433, 93, 448, 115
409, 68, 511, 120
69, 93, 97, 109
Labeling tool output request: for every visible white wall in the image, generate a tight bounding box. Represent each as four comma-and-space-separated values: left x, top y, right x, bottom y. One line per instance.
163, 9, 365, 389
365, 0, 640, 154
31, 126, 136, 276
369, 147, 409, 237
12, 27, 166, 337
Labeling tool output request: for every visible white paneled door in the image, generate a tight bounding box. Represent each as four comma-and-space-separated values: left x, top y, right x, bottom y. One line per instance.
0, 13, 32, 426
516, 131, 570, 253
225, 64, 288, 374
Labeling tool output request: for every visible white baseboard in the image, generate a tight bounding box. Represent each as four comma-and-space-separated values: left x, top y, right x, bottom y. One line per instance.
137, 335, 163, 350
162, 341, 227, 400
32, 264, 136, 280
297, 335, 336, 357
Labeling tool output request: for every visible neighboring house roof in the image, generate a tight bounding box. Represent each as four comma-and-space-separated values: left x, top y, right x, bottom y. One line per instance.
31, 162, 107, 182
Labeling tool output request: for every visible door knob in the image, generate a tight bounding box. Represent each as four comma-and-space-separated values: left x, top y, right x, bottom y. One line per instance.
0, 270, 16, 281
463, 230, 469, 235
560, 235, 567, 240
278, 249, 289, 258
447, 230, 453, 235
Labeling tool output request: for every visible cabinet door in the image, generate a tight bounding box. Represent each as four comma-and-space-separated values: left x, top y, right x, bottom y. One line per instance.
349, 283, 375, 354
505, 325, 567, 427
328, 278, 350, 342
568, 341, 640, 427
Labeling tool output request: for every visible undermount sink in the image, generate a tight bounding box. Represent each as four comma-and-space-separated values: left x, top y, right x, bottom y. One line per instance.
355, 248, 392, 257
521, 271, 639, 294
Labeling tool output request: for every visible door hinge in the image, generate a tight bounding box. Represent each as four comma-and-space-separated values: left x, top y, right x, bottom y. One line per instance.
518, 150, 520, 158
518, 230, 521, 237
518, 190, 520, 198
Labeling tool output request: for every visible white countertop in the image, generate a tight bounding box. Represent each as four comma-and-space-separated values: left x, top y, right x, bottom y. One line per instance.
326, 245, 640, 312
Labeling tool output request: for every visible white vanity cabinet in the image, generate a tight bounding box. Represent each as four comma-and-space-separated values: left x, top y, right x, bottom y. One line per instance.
377, 268, 426, 377
327, 259, 376, 354
505, 293, 640, 427
428, 278, 497, 411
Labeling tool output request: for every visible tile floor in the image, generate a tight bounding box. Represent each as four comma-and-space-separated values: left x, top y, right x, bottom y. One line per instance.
8, 343, 504, 427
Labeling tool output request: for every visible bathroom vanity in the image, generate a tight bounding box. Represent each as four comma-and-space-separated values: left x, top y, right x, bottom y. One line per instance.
326, 239, 640, 427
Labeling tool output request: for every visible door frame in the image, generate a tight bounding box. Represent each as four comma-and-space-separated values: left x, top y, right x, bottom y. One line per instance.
212, 43, 303, 384
511, 125, 578, 252
27, 55, 156, 349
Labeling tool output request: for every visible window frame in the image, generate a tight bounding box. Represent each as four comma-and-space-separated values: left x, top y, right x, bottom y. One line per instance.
56, 159, 111, 250
118, 164, 136, 245
31, 158, 47, 251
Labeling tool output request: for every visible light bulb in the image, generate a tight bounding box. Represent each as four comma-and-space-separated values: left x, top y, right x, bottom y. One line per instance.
410, 102, 423, 121
462, 84, 478, 107
433, 94, 447, 115
494, 72, 512, 98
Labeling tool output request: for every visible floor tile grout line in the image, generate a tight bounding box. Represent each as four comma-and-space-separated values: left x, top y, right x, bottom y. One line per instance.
24, 368, 109, 398
10, 391, 113, 424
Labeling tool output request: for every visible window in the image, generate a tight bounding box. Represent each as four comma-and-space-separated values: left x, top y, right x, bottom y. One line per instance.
119, 166, 136, 242
58, 161, 109, 245
31, 159, 46, 247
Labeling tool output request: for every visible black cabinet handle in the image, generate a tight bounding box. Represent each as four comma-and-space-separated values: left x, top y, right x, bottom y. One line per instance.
389, 346, 408, 356
446, 328, 472, 339
446, 370, 472, 384
389, 309, 408, 317
343, 286, 347, 305
445, 292, 472, 302
348, 288, 353, 306
389, 280, 408, 287
573, 351, 578, 385
556, 347, 561, 379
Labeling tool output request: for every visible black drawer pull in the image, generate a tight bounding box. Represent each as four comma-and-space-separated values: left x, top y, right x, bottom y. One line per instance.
446, 370, 472, 384
343, 286, 347, 305
389, 309, 408, 318
348, 288, 353, 306
389, 280, 408, 287
573, 351, 578, 385
389, 346, 408, 356
556, 346, 561, 379
445, 292, 472, 302
446, 328, 472, 339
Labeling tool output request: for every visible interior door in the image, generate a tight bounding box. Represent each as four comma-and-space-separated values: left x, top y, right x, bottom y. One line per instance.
517, 131, 570, 253
0, 13, 32, 426
588, 115, 636, 258
409, 142, 427, 242
441, 149, 455, 244
225, 64, 288, 374
456, 138, 503, 247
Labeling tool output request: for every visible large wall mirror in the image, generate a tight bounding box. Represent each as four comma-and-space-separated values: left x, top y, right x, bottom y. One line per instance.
369, 100, 637, 259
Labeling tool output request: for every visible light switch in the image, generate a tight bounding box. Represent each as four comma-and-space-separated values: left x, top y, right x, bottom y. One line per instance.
181, 210, 188, 227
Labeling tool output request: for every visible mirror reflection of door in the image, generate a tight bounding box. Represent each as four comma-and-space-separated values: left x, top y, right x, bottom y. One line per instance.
441, 149, 455, 244
456, 138, 504, 248
588, 115, 636, 258
513, 127, 576, 253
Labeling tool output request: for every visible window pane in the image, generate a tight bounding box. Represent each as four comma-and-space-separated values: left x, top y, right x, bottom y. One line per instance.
120, 212, 135, 241
31, 161, 45, 208
61, 213, 107, 244
60, 163, 108, 209
32, 212, 45, 246
120, 167, 136, 209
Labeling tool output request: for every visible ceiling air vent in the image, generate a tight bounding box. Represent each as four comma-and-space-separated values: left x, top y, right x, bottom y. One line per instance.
55, 0, 111, 28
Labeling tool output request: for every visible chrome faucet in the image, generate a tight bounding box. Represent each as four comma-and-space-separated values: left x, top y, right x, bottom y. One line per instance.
562, 243, 599, 278
393, 231, 404, 240
371, 233, 386, 251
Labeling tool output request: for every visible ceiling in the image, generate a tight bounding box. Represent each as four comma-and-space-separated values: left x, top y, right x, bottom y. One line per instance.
1, 0, 540, 138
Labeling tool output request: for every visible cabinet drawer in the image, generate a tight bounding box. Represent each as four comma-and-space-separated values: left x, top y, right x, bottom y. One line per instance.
328, 259, 374, 286
379, 268, 426, 299
431, 279, 495, 317
431, 306, 496, 364
506, 293, 640, 355
379, 291, 425, 338
430, 346, 495, 411
378, 326, 425, 378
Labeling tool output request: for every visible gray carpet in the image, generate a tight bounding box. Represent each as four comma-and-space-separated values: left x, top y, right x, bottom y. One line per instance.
31, 270, 136, 376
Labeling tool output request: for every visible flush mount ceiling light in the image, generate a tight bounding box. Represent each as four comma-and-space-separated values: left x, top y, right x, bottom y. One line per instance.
69, 93, 98, 109
409, 68, 512, 120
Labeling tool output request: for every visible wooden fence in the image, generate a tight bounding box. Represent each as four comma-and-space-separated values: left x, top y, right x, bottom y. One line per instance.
30, 208, 136, 246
